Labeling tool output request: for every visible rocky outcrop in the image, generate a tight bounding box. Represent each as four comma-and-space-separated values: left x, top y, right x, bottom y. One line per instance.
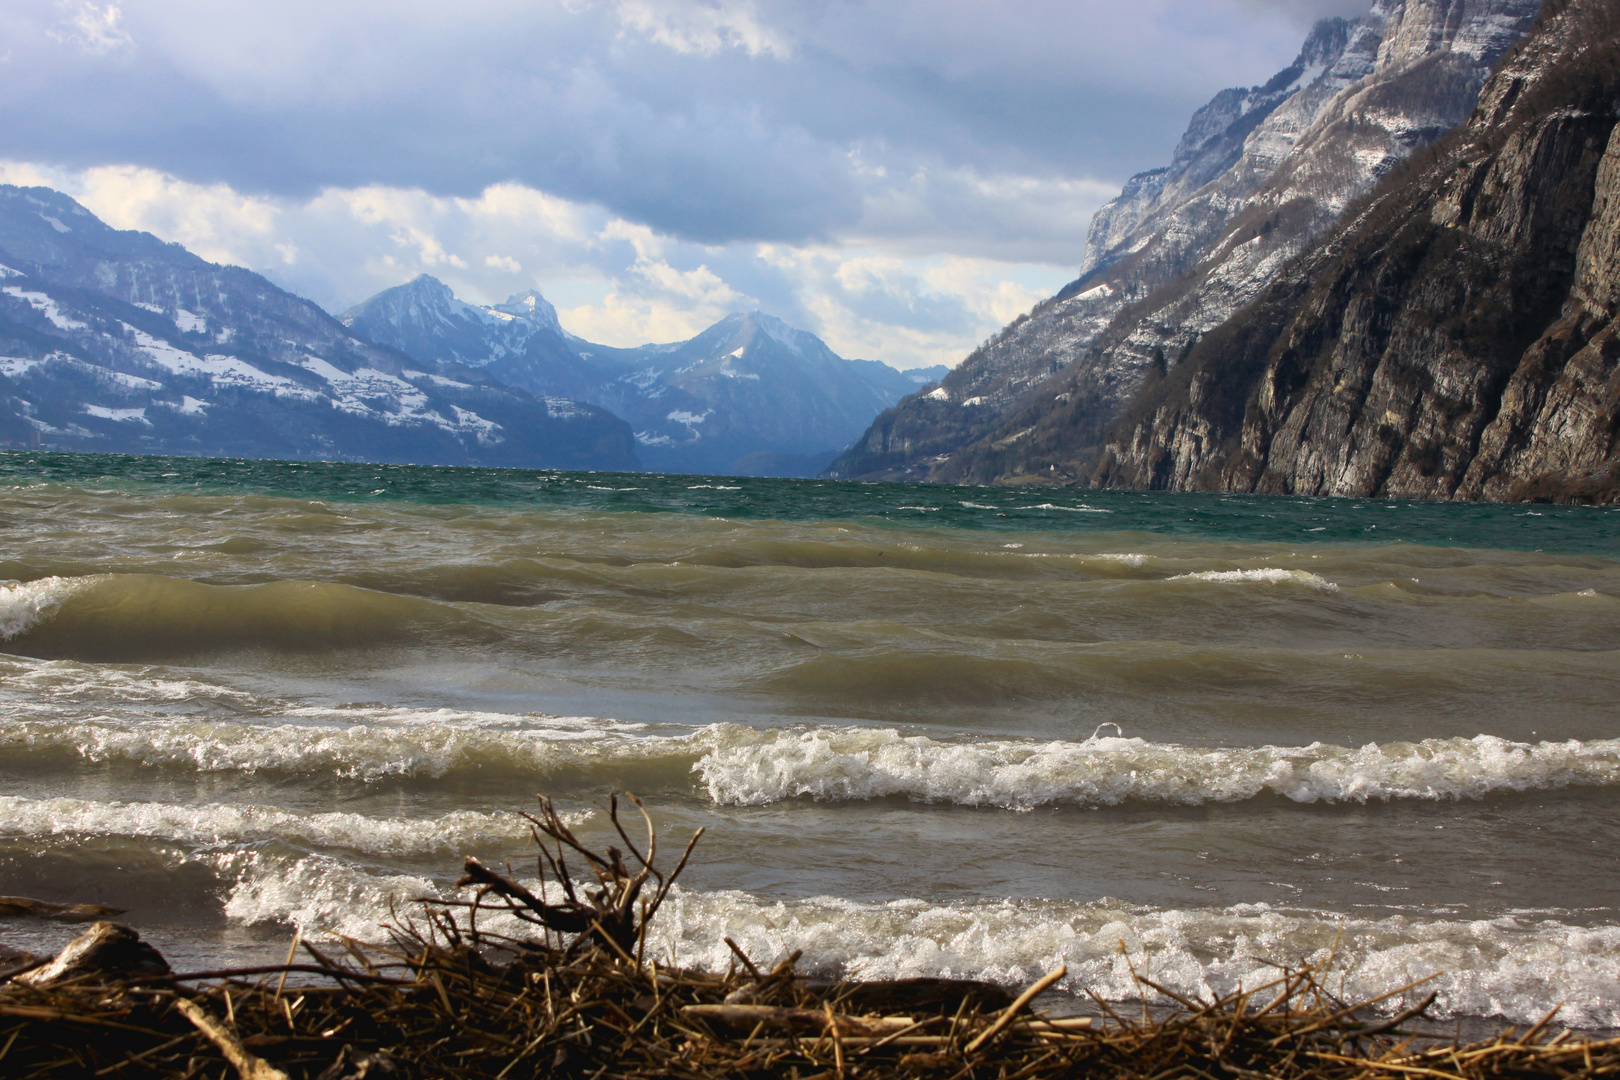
829, 0, 1541, 483
1094, 0, 1620, 502
0, 188, 640, 470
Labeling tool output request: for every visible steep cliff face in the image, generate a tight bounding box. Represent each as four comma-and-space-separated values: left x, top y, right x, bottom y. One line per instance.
1094, 0, 1620, 502
830, 0, 1540, 483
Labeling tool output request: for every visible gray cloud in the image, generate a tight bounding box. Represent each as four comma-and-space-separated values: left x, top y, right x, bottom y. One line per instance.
1234, 0, 1374, 26
0, 0, 1335, 249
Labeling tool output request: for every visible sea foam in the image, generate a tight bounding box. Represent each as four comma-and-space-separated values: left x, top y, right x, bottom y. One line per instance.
216, 850, 1620, 1028
1166, 568, 1340, 591
691, 727, 1620, 808
6, 716, 1619, 809
0, 576, 91, 640
0, 795, 585, 856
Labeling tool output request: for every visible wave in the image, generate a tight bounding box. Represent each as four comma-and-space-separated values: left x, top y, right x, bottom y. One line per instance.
213, 852, 1620, 1028
1016, 503, 1111, 513
0, 715, 684, 783
8, 712, 1620, 810
0, 576, 85, 641
692, 729, 1620, 808
1166, 568, 1340, 592
0, 573, 498, 660
0, 794, 588, 856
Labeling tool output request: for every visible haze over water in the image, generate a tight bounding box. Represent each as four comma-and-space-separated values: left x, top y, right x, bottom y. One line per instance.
3, 451, 1620, 1026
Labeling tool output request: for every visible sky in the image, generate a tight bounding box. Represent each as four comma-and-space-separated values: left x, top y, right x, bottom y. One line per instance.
0, 0, 1370, 369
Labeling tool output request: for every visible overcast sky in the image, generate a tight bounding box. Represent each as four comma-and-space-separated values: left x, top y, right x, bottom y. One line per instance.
0, 0, 1370, 368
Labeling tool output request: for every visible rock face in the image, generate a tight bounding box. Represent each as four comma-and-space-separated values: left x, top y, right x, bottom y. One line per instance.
0, 188, 640, 470
829, 0, 1541, 482
1095, 0, 1620, 502
347, 276, 943, 476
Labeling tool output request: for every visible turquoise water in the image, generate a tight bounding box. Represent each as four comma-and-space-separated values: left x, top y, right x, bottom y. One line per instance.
5, 450, 1618, 554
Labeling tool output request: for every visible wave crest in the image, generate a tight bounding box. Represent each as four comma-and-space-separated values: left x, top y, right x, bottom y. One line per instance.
693, 728, 1620, 809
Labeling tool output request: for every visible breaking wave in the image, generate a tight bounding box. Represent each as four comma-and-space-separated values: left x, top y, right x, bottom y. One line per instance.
0, 573, 497, 660
214, 851, 1620, 1028
1166, 568, 1340, 592
692, 729, 1620, 808
0, 576, 90, 641
0, 794, 589, 857
9, 714, 1620, 809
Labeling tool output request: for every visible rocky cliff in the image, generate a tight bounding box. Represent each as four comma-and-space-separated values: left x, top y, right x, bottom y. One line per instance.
0, 188, 639, 469
1093, 0, 1620, 502
829, 0, 1541, 483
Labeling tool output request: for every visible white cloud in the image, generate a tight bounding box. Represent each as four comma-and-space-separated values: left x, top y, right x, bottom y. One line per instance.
611, 0, 791, 57
8, 160, 1069, 368
50, 1, 131, 56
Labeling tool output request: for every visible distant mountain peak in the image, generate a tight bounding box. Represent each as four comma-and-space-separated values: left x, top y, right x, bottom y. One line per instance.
493, 289, 560, 331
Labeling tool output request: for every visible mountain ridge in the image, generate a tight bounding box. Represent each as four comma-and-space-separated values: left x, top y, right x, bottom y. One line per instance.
828, 0, 1543, 484
344, 275, 944, 476
0, 188, 640, 470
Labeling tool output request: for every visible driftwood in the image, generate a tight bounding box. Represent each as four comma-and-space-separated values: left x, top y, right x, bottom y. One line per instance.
17, 920, 169, 986
0, 896, 124, 922
173, 998, 290, 1080
0, 794, 1616, 1079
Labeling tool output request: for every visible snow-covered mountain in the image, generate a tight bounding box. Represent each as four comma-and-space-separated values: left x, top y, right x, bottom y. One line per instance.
0, 187, 639, 470
345, 275, 944, 476
830, 0, 1541, 483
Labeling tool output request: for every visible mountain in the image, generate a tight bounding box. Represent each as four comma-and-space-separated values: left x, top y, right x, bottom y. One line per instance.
0, 187, 639, 469
1093, 0, 1620, 502
345, 275, 944, 476
828, 0, 1541, 482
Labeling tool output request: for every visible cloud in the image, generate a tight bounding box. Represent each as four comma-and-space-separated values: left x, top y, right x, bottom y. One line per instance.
0, 0, 1340, 249
10, 160, 1064, 368
1235, 0, 1373, 26
49, 1, 132, 55
611, 0, 791, 57
0, 2, 1379, 369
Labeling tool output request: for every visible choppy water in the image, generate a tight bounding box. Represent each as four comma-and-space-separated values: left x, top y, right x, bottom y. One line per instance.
3, 450, 1620, 1025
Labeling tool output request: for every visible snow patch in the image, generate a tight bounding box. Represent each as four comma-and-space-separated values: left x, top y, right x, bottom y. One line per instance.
4, 287, 87, 330
83, 405, 149, 424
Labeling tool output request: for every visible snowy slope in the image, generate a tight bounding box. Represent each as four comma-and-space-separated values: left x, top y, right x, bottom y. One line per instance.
0, 188, 638, 470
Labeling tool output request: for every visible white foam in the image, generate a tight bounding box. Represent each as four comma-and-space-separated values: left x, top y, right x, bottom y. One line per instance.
1091, 552, 1148, 566
0, 795, 584, 857
1167, 568, 1340, 592
224, 852, 442, 942
7, 693, 1619, 812
1019, 503, 1112, 513
692, 728, 1620, 810
648, 890, 1620, 1028
213, 855, 1620, 1028
0, 576, 92, 641
0, 715, 687, 781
